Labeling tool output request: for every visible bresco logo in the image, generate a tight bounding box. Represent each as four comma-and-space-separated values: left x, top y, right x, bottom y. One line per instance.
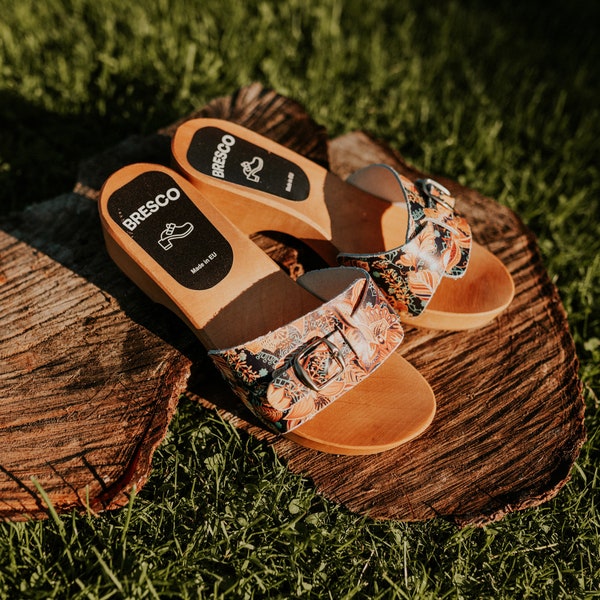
211, 134, 236, 178
122, 187, 181, 232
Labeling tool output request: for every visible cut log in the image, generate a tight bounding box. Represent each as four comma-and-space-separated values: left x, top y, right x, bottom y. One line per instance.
0, 84, 585, 525
0, 194, 197, 519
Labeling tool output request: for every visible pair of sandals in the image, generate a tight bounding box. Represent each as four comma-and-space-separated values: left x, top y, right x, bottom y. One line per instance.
99, 119, 514, 455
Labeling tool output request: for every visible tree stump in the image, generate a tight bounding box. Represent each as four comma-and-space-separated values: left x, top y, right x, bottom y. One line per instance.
0, 84, 585, 526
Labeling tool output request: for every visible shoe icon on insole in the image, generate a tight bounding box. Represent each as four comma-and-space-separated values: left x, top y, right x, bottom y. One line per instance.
158, 222, 194, 250
241, 156, 264, 182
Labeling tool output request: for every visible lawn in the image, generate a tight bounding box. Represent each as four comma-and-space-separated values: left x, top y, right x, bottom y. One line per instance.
0, 0, 599, 597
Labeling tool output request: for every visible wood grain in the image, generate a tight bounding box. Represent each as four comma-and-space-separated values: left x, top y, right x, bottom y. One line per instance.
0, 194, 199, 519
0, 83, 585, 525
178, 85, 586, 525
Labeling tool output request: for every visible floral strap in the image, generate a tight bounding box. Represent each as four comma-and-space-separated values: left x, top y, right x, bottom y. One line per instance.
208, 268, 404, 434
337, 164, 472, 318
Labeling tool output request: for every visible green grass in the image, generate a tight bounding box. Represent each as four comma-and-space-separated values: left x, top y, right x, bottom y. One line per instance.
1, 0, 599, 597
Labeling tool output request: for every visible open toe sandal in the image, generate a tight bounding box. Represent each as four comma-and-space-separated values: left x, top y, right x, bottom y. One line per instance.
99, 163, 435, 455
171, 119, 515, 330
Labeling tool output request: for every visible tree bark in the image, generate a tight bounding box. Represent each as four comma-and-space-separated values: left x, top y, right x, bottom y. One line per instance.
0, 84, 585, 526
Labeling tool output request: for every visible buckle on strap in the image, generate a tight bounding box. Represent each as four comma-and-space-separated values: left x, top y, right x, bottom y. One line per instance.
416, 178, 454, 212
293, 335, 346, 391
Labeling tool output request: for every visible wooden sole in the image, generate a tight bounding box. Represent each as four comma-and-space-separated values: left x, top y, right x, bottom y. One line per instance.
99, 163, 435, 455
172, 118, 515, 330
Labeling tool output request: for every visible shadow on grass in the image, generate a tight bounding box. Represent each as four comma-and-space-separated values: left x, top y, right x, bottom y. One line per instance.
0, 80, 183, 215
1, 0, 598, 215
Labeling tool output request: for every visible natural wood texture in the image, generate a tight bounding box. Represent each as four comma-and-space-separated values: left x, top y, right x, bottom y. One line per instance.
176, 85, 586, 525
0, 195, 196, 520
0, 84, 585, 524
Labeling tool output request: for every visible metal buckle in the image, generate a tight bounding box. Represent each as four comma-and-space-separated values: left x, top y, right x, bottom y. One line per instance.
293, 335, 345, 392
416, 178, 454, 212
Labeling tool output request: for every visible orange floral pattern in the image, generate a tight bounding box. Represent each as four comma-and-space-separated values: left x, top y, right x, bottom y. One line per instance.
338, 169, 472, 317
209, 269, 404, 434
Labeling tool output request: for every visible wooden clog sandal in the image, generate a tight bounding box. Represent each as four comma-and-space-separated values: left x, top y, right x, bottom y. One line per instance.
171, 119, 515, 330
99, 163, 436, 455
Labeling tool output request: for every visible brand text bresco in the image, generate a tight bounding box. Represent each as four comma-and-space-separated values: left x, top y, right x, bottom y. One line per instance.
211, 134, 236, 178
122, 187, 181, 231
